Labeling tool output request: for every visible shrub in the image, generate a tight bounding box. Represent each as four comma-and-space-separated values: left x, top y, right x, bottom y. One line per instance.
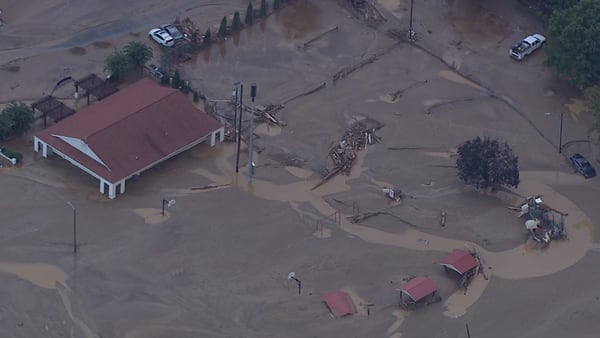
2, 148, 23, 163
245, 2, 254, 24
232, 11, 242, 31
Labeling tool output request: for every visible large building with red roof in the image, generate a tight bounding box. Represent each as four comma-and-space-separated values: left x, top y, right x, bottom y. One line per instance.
34, 78, 224, 199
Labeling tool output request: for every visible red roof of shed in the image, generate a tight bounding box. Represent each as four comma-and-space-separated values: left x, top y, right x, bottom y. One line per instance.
323, 291, 355, 318
440, 249, 478, 275
398, 276, 437, 302
36, 78, 223, 183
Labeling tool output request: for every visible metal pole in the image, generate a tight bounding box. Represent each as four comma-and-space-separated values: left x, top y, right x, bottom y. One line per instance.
248, 84, 257, 182
559, 112, 563, 154
466, 323, 471, 338
67, 202, 77, 254
162, 199, 166, 215
409, 0, 414, 40
236, 85, 243, 172
233, 86, 239, 146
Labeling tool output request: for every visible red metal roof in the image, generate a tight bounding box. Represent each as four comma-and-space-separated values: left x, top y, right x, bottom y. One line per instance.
398, 276, 437, 302
440, 249, 478, 275
323, 291, 355, 318
36, 78, 223, 183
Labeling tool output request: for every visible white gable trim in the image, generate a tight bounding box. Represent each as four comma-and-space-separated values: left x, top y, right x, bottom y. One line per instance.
52, 134, 110, 171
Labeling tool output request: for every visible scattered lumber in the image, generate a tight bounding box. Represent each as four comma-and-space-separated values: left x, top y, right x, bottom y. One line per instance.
190, 183, 230, 191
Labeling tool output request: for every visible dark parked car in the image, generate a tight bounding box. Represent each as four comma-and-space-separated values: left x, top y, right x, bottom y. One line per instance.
147, 64, 166, 79
569, 153, 596, 178
159, 24, 184, 40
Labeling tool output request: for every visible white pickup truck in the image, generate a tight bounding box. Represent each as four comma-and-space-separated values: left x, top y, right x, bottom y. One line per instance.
509, 34, 546, 60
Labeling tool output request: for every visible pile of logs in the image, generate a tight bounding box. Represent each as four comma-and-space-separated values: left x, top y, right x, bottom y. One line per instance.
246, 104, 285, 126
330, 122, 380, 175
178, 17, 200, 38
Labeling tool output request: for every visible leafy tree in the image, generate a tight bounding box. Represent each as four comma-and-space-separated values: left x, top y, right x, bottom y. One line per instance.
218, 16, 228, 38
123, 41, 153, 73
232, 11, 242, 31
456, 137, 520, 190
190, 31, 200, 50
273, 0, 281, 10
260, 0, 269, 17
203, 29, 212, 47
245, 2, 254, 25
0, 113, 15, 141
545, 0, 600, 88
584, 85, 600, 130
104, 50, 131, 81
2, 102, 34, 134
172, 69, 182, 89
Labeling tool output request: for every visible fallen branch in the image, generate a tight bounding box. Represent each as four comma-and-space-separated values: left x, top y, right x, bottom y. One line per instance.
190, 183, 230, 191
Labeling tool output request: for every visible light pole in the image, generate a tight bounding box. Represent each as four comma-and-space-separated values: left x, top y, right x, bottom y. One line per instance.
408, 0, 415, 41
232, 82, 240, 144
248, 83, 257, 182
67, 202, 77, 254
559, 112, 564, 154
236, 84, 244, 173
162, 199, 176, 215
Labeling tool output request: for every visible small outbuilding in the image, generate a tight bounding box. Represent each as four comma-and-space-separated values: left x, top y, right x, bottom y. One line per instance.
323, 291, 355, 318
34, 78, 224, 199
397, 276, 438, 308
440, 249, 478, 276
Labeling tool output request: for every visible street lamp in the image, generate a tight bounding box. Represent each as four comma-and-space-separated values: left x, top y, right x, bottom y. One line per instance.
162, 199, 176, 216
248, 83, 257, 182
559, 112, 564, 154
232, 82, 240, 143
67, 202, 77, 254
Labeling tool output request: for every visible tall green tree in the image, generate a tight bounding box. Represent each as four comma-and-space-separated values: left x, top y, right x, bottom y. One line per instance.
232, 11, 242, 31
245, 2, 254, 24
0, 112, 15, 141
456, 137, 520, 190
260, 0, 269, 17
172, 69, 182, 89
218, 16, 228, 38
123, 41, 153, 73
203, 28, 212, 47
104, 50, 131, 81
545, 0, 600, 88
584, 85, 600, 130
1, 102, 34, 134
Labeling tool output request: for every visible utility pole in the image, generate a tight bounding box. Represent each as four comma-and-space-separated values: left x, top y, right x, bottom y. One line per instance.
67, 202, 77, 254
559, 112, 564, 154
236, 84, 244, 172
409, 0, 415, 41
248, 83, 257, 182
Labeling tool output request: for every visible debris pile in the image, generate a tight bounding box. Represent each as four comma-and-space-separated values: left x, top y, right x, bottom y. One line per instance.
312, 120, 382, 190
516, 196, 566, 249
331, 122, 381, 175
178, 17, 200, 38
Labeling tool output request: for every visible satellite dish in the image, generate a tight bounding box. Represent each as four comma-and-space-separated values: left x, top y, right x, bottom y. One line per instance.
167, 199, 176, 207
288, 272, 296, 280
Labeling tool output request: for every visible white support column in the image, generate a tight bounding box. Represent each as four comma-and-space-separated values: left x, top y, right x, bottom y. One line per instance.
218, 127, 224, 142
99, 179, 105, 194
42, 143, 48, 158
108, 183, 116, 199
210, 131, 216, 146
34, 137, 40, 152
119, 181, 126, 194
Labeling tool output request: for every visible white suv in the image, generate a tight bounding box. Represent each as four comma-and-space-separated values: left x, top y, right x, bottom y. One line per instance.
148, 28, 174, 47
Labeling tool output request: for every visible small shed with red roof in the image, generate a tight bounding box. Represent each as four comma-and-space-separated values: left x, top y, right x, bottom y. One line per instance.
33, 78, 224, 199
397, 276, 438, 305
440, 249, 478, 276
323, 291, 355, 318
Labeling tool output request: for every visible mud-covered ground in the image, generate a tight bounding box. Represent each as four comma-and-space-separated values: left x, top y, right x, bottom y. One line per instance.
1, 1, 599, 337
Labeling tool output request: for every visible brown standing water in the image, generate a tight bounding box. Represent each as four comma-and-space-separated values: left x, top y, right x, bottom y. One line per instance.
178, 142, 595, 319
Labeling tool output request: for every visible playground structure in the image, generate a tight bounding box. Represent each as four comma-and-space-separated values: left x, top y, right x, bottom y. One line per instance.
517, 196, 566, 249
